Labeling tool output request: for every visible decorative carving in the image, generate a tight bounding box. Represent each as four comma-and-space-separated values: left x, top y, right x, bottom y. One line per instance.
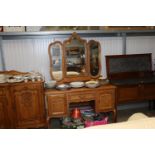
21, 91, 33, 107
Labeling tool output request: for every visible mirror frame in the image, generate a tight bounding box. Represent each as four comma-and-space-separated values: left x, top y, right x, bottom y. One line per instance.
87, 40, 101, 79
63, 32, 90, 82
48, 41, 64, 82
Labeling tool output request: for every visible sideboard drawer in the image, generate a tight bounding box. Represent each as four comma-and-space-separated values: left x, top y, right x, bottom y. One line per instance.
68, 92, 95, 103
46, 94, 67, 117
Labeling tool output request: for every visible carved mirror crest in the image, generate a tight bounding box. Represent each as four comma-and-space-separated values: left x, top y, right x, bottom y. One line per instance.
63, 32, 89, 82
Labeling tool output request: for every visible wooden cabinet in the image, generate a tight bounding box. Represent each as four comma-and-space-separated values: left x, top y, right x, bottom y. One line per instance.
67, 91, 95, 103
97, 89, 115, 111
0, 85, 12, 128
46, 93, 67, 117
97, 88, 116, 122
11, 82, 46, 128
105, 53, 155, 105
45, 84, 117, 127
141, 83, 155, 99
0, 96, 8, 128
117, 85, 140, 103
0, 81, 46, 129
117, 83, 155, 104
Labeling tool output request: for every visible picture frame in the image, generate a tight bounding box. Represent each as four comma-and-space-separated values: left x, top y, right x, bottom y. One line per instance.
3, 26, 25, 32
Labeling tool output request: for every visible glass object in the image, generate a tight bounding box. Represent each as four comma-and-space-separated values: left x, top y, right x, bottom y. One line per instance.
48, 41, 63, 81
64, 32, 87, 77
88, 40, 101, 78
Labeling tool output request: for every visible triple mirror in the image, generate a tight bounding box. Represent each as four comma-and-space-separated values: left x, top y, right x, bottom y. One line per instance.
48, 32, 101, 83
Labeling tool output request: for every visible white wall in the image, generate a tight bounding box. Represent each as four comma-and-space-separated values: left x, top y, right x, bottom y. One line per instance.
0, 50, 2, 70
2, 37, 122, 81
2, 36, 155, 81
126, 36, 155, 70
2, 36, 155, 110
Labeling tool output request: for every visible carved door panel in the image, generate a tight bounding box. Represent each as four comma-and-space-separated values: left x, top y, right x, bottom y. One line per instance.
97, 89, 115, 112
12, 84, 45, 128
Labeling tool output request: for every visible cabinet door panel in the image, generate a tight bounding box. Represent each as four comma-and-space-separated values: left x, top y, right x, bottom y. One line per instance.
142, 84, 155, 99
0, 96, 7, 128
0, 86, 11, 129
118, 86, 139, 102
12, 84, 45, 128
98, 89, 115, 112
47, 94, 67, 117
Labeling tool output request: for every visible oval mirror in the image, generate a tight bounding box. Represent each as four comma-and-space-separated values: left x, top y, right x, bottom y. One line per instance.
48, 41, 63, 81
63, 32, 88, 81
88, 40, 101, 78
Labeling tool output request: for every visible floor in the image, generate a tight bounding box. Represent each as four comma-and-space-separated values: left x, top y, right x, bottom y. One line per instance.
117, 107, 155, 122
49, 103, 155, 129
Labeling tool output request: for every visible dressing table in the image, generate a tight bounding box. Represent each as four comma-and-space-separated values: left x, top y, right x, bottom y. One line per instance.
45, 32, 117, 127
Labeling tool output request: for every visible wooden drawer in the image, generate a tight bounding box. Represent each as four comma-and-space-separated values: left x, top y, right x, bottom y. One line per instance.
68, 92, 95, 103
46, 94, 67, 117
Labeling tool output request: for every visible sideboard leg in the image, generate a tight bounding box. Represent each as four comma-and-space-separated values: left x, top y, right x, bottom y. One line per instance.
46, 117, 51, 129
148, 100, 152, 110
153, 100, 155, 110
113, 109, 117, 123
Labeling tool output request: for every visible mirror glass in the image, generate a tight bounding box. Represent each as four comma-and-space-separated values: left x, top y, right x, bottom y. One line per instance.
89, 40, 101, 77
65, 35, 86, 77
49, 42, 63, 81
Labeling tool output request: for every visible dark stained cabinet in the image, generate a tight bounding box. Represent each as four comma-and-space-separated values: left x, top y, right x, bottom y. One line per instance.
117, 85, 139, 103
142, 83, 155, 99
106, 53, 155, 105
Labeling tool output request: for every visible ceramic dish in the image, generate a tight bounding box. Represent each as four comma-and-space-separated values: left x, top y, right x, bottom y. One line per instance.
70, 81, 84, 88
0, 74, 6, 80
0, 80, 7, 83
7, 79, 24, 83
85, 80, 100, 88
56, 84, 71, 90
66, 71, 80, 76
45, 80, 57, 89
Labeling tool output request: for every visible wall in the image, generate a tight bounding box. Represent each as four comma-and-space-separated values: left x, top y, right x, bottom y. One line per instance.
2, 37, 123, 81
1, 35, 155, 110
126, 36, 155, 70
1, 36, 155, 81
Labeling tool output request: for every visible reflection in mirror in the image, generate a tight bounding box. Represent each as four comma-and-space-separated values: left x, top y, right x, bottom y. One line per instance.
88, 40, 101, 77
64, 33, 87, 77
48, 41, 63, 81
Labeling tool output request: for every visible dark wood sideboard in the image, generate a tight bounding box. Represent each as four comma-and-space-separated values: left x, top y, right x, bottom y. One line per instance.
106, 53, 155, 104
